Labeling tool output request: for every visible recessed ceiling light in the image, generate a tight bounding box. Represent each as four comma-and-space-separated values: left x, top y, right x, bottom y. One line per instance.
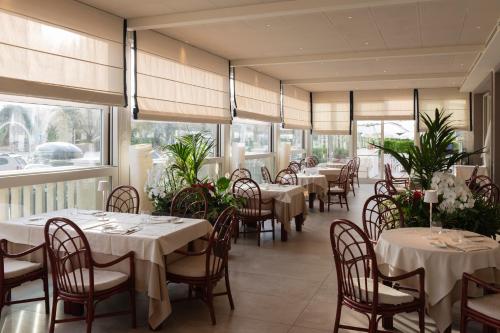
299, 47, 303, 50
364, 41, 369, 45
383, 70, 387, 73
265, 24, 272, 28
348, 16, 353, 19
476, 25, 481, 29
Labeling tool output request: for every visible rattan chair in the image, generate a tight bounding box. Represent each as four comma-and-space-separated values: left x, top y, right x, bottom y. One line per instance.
44, 217, 136, 333
468, 175, 492, 192
327, 164, 350, 211
261, 166, 273, 184
474, 183, 500, 206
385, 163, 409, 191
229, 168, 252, 182
347, 159, 356, 196
352, 156, 361, 188
460, 272, 500, 333
305, 156, 316, 168
0, 240, 49, 320
374, 180, 396, 196
330, 219, 425, 333
288, 161, 301, 174
232, 178, 275, 246
170, 187, 209, 219
275, 168, 298, 185
165, 207, 237, 325
106, 185, 140, 214
362, 194, 404, 244
465, 165, 480, 186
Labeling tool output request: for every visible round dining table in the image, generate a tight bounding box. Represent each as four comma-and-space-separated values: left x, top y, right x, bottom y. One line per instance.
374, 227, 500, 333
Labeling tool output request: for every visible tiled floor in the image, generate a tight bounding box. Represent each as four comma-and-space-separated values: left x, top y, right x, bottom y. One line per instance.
0, 184, 484, 332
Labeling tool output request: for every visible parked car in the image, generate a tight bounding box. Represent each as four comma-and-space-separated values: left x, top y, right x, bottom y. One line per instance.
0, 154, 27, 171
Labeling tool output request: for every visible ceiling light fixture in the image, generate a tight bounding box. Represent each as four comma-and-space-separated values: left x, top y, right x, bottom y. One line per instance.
348, 16, 353, 19
364, 41, 369, 45
265, 24, 271, 28
476, 25, 481, 29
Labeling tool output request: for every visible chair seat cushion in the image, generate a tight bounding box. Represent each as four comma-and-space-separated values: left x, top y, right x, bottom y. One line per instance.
71, 268, 129, 292
167, 255, 217, 278
351, 277, 414, 305
329, 186, 345, 193
468, 293, 500, 319
239, 209, 273, 217
4, 259, 42, 279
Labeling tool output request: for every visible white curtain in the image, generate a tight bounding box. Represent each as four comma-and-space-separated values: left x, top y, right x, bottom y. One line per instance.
282, 85, 311, 130
419, 87, 470, 131
234, 67, 281, 123
354, 89, 414, 120
0, 0, 125, 105
312, 91, 350, 134
135, 30, 231, 124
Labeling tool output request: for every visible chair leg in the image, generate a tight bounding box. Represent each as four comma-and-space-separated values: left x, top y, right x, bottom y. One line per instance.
129, 286, 137, 328
418, 306, 425, 333
333, 298, 342, 333
338, 194, 343, 208
272, 218, 275, 241
327, 193, 331, 211
43, 275, 50, 314
357, 176, 360, 187
49, 295, 58, 333
460, 312, 467, 333
351, 180, 356, 196
5, 290, 11, 303
224, 264, 235, 310
368, 313, 378, 333
206, 285, 216, 325
344, 195, 349, 211
257, 221, 261, 247
0, 287, 5, 321
86, 302, 94, 333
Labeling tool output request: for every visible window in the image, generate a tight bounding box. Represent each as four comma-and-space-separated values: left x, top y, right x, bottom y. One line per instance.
231, 118, 271, 154
312, 135, 351, 163
131, 121, 219, 160
280, 129, 304, 160
0, 96, 104, 174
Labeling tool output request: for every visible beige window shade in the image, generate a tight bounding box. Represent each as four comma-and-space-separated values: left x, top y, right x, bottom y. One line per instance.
282, 85, 311, 130
135, 30, 231, 124
234, 67, 281, 123
312, 91, 351, 135
354, 89, 414, 120
0, 0, 125, 105
419, 88, 470, 131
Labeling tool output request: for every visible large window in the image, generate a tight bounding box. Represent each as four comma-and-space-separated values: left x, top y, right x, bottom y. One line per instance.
0, 96, 104, 174
231, 118, 271, 154
280, 129, 304, 160
312, 135, 351, 162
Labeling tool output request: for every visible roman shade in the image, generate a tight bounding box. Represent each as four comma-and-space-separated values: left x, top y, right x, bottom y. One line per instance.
0, 0, 125, 106
282, 85, 311, 130
234, 67, 281, 123
419, 87, 470, 131
134, 30, 231, 124
353, 89, 414, 120
312, 91, 351, 135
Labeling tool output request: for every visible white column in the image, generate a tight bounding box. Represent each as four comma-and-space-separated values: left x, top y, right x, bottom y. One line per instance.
0, 189, 9, 221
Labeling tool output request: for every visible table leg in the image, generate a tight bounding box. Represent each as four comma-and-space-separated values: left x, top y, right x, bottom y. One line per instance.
64, 301, 84, 316
308, 193, 316, 209
280, 227, 288, 242
295, 214, 304, 232
319, 198, 324, 212
381, 280, 394, 330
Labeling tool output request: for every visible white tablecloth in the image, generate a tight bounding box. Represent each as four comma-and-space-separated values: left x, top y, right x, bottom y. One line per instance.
375, 228, 500, 332
0, 209, 212, 329
317, 167, 342, 182
260, 184, 306, 232
297, 174, 328, 200
453, 165, 488, 181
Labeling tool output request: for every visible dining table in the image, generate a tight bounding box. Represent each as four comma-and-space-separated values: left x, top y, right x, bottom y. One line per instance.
0, 209, 212, 330
316, 167, 342, 182
375, 227, 500, 333
296, 173, 328, 212
259, 183, 307, 241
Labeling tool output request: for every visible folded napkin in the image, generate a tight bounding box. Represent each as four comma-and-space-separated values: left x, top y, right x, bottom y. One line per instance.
445, 241, 495, 252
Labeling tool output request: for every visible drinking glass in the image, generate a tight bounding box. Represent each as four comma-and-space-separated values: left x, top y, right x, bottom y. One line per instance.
139, 210, 151, 225
430, 219, 443, 234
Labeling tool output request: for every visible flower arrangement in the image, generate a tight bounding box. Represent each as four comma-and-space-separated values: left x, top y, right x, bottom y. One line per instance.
145, 166, 184, 214
430, 172, 475, 214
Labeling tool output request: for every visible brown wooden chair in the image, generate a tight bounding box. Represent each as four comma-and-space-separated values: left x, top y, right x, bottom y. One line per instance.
327, 164, 350, 211
275, 168, 298, 185
44, 217, 136, 333
374, 180, 395, 196
232, 178, 275, 246
353, 156, 361, 188
229, 168, 252, 182
288, 161, 301, 174
106, 185, 140, 214
474, 183, 500, 206
311, 155, 320, 165
347, 159, 356, 197
465, 165, 480, 186
460, 272, 500, 333
330, 219, 425, 333
261, 166, 273, 184
468, 175, 491, 192
0, 239, 49, 320
362, 194, 404, 244
299, 158, 307, 170
305, 156, 316, 168
385, 163, 409, 190
171, 187, 208, 219
165, 206, 237, 325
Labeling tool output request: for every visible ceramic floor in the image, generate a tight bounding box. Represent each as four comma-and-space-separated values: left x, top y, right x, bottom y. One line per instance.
0, 184, 484, 333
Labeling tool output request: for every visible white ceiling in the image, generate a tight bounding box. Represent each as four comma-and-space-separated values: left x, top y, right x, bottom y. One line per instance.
78, 0, 500, 92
